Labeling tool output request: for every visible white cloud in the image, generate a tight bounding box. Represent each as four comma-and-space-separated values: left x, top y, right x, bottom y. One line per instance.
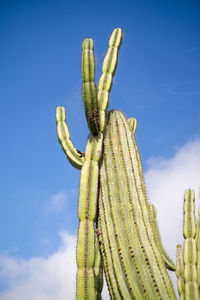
145, 138, 200, 294
145, 138, 200, 257
47, 192, 68, 211
0, 232, 110, 300
1, 138, 200, 299
0, 233, 77, 300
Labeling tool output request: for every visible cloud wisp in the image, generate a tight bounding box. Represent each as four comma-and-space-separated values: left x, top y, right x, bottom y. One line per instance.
0, 233, 77, 300
0, 138, 200, 299
47, 192, 68, 212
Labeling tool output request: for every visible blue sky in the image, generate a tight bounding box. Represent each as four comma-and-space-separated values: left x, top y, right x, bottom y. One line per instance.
0, 0, 200, 298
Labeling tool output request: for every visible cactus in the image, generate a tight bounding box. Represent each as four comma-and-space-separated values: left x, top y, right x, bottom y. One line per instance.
56, 27, 198, 300
56, 28, 122, 299
98, 110, 175, 299
176, 190, 200, 300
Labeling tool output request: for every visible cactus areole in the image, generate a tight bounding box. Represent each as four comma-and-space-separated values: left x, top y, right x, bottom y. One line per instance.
56, 28, 199, 300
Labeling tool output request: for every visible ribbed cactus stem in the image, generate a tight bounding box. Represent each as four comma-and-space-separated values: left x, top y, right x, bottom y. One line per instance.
97, 210, 122, 299
176, 244, 185, 300
98, 28, 122, 132
184, 189, 196, 239
183, 189, 199, 300
82, 38, 99, 135
149, 204, 176, 271
127, 117, 137, 134
76, 133, 103, 299
98, 110, 176, 299
56, 107, 85, 169
98, 182, 133, 299
196, 207, 200, 287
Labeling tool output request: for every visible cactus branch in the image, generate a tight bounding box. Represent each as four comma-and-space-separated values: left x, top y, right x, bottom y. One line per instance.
176, 244, 185, 300
82, 38, 99, 136
150, 204, 176, 271
56, 106, 85, 169
183, 190, 199, 299
128, 117, 137, 134
196, 206, 200, 288
98, 28, 122, 132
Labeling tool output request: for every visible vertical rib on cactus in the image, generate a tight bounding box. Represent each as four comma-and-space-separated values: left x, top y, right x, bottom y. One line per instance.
76, 133, 103, 300
98, 110, 176, 299
82, 39, 99, 136
56, 107, 85, 169
98, 28, 122, 132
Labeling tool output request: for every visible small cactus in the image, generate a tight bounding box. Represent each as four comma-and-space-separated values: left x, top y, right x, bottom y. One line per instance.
176, 190, 200, 300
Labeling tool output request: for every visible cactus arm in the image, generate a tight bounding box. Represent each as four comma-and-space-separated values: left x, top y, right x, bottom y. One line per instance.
56, 107, 85, 169
76, 133, 103, 300
98, 28, 122, 132
128, 117, 137, 134
176, 244, 185, 300
98, 110, 176, 299
195, 207, 200, 244
149, 204, 176, 271
183, 189, 199, 300
183, 189, 196, 239
128, 117, 175, 271
184, 238, 199, 299
127, 116, 149, 202
82, 39, 99, 136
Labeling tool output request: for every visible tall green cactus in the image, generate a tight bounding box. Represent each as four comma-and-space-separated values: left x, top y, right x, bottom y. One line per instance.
56, 28, 198, 300
56, 28, 122, 299
98, 110, 175, 299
